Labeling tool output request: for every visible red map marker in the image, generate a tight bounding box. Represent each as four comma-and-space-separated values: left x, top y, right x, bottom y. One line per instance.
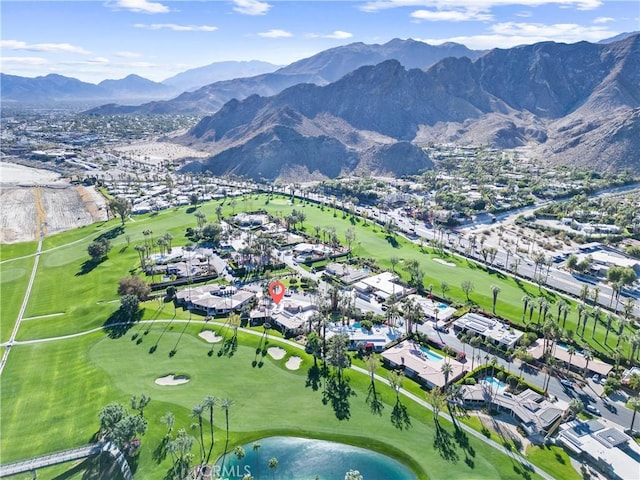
268, 280, 286, 305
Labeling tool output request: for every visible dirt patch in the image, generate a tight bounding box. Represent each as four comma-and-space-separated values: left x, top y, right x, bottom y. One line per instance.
0, 180, 107, 244
199, 330, 223, 343
155, 374, 190, 386
111, 141, 209, 165
267, 347, 286, 360
285, 356, 302, 370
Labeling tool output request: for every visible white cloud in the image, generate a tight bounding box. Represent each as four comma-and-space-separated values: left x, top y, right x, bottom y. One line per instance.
134, 23, 218, 31
593, 16, 614, 24
233, 0, 271, 16
0, 56, 49, 65
0, 40, 90, 54
361, 1, 602, 13
109, 0, 170, 14
257, 29, 293, 38
410, 9, 493, 22
308, 30, 354, 39
114, 51, 143, 58
87, 57, 110, 64
420, 21, 616, 49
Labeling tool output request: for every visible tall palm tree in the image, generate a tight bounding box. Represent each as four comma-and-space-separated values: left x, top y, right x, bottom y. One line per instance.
603, 313, 615, 345
220, 398, 234, 467
591, 307, 601, 339
579, 284, 589, 305
203, 396, 218, 464
441, 361, 453, 391
567, 345, 576, 373
191, 403, 206, 467
561, 302, 571, 330
491, 285, 500, 314
582, 349, 593, 378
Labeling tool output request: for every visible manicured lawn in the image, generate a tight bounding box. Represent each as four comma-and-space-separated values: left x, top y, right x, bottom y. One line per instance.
0, 254, 35, 343
526, 445, 581, 480
0, 324, 543, 480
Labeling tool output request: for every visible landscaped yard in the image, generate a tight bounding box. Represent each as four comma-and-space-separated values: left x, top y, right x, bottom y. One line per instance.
0, 323, 543, 479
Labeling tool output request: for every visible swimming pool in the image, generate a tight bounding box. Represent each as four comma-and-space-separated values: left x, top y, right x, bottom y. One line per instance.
437, 303, 449, 309
484, 376, 507, 390
352, 322, 362, 329
419, 346, 443, 361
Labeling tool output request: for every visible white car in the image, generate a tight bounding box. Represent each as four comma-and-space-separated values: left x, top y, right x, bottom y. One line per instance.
586, 405, 601, 416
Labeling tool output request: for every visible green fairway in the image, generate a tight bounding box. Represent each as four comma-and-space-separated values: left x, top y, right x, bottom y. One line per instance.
2, 193, 623, 480
0, 323, 543, 480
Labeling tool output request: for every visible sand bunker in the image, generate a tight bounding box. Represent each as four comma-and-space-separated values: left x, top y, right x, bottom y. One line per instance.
199, 331, 223, 343
433, 258, 456, 267
285, 356, 302, 370
267, 347, 286, 360
155, 374, 190, 386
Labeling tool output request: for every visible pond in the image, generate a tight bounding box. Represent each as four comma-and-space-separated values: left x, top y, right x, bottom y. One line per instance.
216, 436, 417, 479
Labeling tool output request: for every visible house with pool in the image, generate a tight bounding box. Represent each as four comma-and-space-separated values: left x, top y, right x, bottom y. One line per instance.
404, 294, 456, 323
325, 322, 403, 352
458, 382, 569, 438
381, 340, 465, 389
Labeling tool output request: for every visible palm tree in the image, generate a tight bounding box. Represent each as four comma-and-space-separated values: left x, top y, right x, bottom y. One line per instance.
603, 313, 615, 345
470, 336, 482, 370
569, 398, 584, 417
628, 396, 640, 433
220, 398, 234, 466
441, 361, 453, 391
268, 457, 278, 480
579, 284, 589, 305
567, 345, 576, 373
591, 286, 600, 306
577, 303, 586, 339
521, 295, 531, 322
203, 396, 217, 464
440, 281, 450, 300
491, 285, 500, 314
591, 307, 601, 339
191, 403, 206, 466
582, 349, 593, 378
561, 302, 571, 330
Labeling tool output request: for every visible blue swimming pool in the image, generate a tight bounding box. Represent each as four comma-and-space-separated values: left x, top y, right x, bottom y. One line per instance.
484, 376, 507, 389
420, 346, 443, 361
437, 303, 449, 309
352, 322, 362, 329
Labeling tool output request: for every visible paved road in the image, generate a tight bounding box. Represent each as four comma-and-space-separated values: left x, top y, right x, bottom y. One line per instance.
415, 322, 636, 431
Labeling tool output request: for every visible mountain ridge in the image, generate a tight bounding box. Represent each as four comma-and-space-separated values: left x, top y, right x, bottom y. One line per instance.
177, 34, 640, 180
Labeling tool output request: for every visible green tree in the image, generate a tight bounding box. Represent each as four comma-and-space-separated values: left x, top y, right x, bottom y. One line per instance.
87, 237, 111, 261
461, 280, 474, 302
109, 197, 131, 224
120, 294, 140, 322
117, 275, 151, 301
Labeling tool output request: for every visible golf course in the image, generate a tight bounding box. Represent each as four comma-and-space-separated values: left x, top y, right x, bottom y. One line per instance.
0, 193, 593, 479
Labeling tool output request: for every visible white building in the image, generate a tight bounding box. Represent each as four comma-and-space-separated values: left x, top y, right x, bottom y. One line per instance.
453, 312, 524, 348
557, 419, 639, 480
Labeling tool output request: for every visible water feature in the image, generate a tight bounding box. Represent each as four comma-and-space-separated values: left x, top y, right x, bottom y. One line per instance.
437, 303, 449, 309
419, 346, 443, 361
483, 376, 507, 390
217, 436, 416, 480
352, 322, 362, 329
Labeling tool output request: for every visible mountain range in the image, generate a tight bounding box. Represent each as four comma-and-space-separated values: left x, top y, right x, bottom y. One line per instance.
86, 39, 483, 115
175, 34, 640, 180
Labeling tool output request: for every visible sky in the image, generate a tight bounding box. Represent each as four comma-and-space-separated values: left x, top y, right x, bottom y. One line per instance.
1, 0, 638, 83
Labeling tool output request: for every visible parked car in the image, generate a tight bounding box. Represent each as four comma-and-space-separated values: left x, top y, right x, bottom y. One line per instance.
586, 405, 601, 416
599, 376, 607, 386
560, 379, 574, 389
591, 374, 600, 383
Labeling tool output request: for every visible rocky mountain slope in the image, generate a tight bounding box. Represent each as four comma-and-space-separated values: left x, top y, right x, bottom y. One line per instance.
86, 39, 482, 115
177, 35, 640, 180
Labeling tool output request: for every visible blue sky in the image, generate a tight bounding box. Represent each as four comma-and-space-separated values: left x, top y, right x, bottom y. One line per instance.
1, 0, 638, 83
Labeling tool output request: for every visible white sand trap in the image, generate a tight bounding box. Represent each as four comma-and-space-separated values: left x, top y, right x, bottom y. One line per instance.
433, 258, 456, 267
285, 356, 302, 370
155, 374, 190, 386
267, 347, 286, 360
199, 331, 223, 343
